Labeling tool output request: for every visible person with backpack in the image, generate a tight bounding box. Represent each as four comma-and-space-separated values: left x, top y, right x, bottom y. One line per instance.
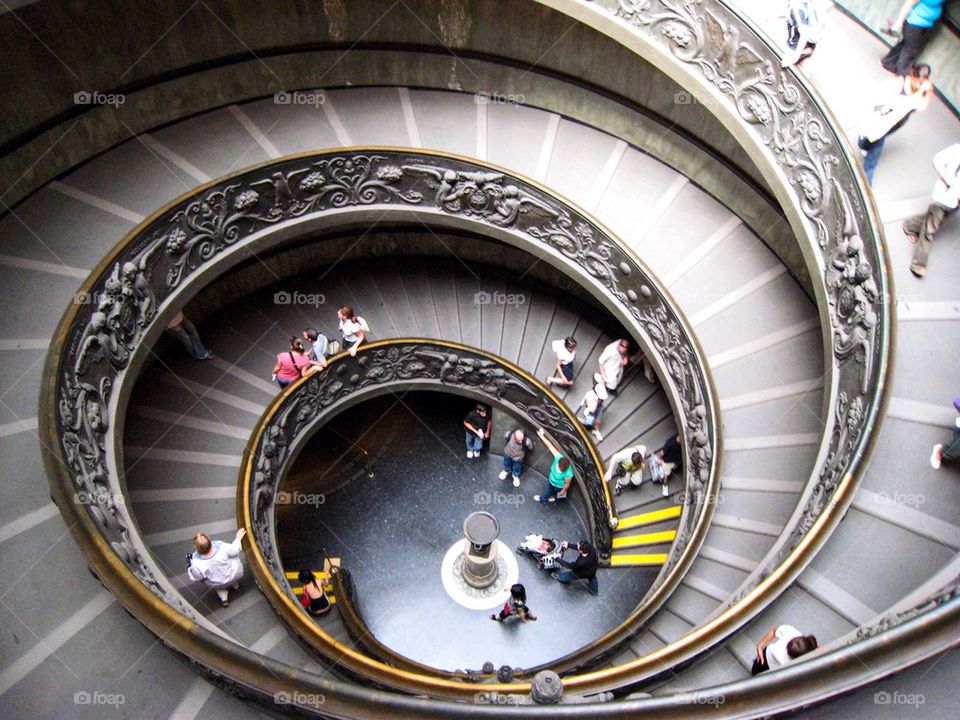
272, 336, 311, 388
578, 380, 608, 442
337, 306, 368, 357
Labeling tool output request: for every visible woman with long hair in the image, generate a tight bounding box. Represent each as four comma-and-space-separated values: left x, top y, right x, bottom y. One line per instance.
272, 336, 311, 388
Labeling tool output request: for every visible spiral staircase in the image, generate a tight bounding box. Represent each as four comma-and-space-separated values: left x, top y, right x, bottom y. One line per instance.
1, 1, 959, 718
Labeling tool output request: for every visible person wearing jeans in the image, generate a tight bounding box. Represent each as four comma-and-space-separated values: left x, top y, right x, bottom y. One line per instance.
903, 143, 960, 277
166, 310, 213, 360
534, 428, 574, 503
930, 395, 960, 469
499, 428, 533, 487
553, 540, 600, 596
463, 403, 490, 459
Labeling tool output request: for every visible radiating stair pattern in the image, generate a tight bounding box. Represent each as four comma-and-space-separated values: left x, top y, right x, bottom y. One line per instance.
1, 3, 958, 711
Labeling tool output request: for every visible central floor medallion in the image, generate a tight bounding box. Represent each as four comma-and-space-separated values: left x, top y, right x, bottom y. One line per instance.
441, 539, 519, 611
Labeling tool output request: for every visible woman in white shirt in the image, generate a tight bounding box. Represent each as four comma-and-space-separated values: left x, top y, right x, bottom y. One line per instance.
546, 336, 577, 387
752, 624, 818, 674
337, 306, 365, 357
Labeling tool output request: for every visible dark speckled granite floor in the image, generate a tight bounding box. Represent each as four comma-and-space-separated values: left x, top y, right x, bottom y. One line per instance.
278, 392, 657, 671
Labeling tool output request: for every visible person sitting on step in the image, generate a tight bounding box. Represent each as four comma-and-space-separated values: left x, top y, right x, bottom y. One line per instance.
298, 570, 332, 616
604, 444, 647, 496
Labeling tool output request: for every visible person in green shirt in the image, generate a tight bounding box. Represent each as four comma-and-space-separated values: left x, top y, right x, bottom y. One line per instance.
534, 428, 574, 503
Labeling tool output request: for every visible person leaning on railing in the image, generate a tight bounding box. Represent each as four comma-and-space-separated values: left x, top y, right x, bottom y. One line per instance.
534, 428, 574, 503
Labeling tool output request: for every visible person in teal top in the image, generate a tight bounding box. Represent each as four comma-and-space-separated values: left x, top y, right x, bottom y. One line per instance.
534, 428, 574, 503
883, 0, 944, 76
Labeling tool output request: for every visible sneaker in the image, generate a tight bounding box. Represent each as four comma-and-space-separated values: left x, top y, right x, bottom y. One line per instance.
534, 495, 542, 502
466, 450, 473, 459
661, 482, 670, 497
614, 482, 622, 497
548, 496, 556, 503
955, 417, 960, 430
931, 444, 944, 469
591, 428, 604, 442
490, 613, 501, 621
910, 263, 927, 278
499, 470, 509, 480
512, 475, 520, 487
593, 372, 603, 385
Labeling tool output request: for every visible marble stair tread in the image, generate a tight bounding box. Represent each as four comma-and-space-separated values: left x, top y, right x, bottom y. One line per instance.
543, 118, 623, 211
229, 93, 343, 159
322, 87, 410, 147
149, 104, 281, 181
477, 264, 511, 356
408, 89, 479, 158
593, 146, 687, 243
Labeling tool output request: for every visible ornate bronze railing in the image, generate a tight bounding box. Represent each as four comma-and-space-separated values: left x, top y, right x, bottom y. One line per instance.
34, 0, 922, 712
40, 146, 718, 704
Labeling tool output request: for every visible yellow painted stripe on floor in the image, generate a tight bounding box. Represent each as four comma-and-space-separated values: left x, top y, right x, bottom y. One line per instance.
617, 505, 682, 529
609, 553, 668, 566
611, 530, 677, 549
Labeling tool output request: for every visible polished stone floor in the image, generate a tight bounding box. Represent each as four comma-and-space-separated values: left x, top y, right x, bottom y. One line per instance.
278, 392, 658, 671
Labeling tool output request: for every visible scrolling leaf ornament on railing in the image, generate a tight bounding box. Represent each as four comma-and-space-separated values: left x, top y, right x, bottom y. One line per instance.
53, 150, 716, 613
614, 0, 886, 561
246, 341, 607, 584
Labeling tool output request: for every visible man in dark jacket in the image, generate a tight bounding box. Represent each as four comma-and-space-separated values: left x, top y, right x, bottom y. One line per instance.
552, 540, 599, 595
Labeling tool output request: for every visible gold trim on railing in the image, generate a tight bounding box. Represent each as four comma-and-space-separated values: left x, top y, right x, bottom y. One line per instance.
239, 338, 611, 695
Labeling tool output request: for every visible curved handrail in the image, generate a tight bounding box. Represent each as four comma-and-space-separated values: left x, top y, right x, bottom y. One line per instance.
40, 147, 718, 703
